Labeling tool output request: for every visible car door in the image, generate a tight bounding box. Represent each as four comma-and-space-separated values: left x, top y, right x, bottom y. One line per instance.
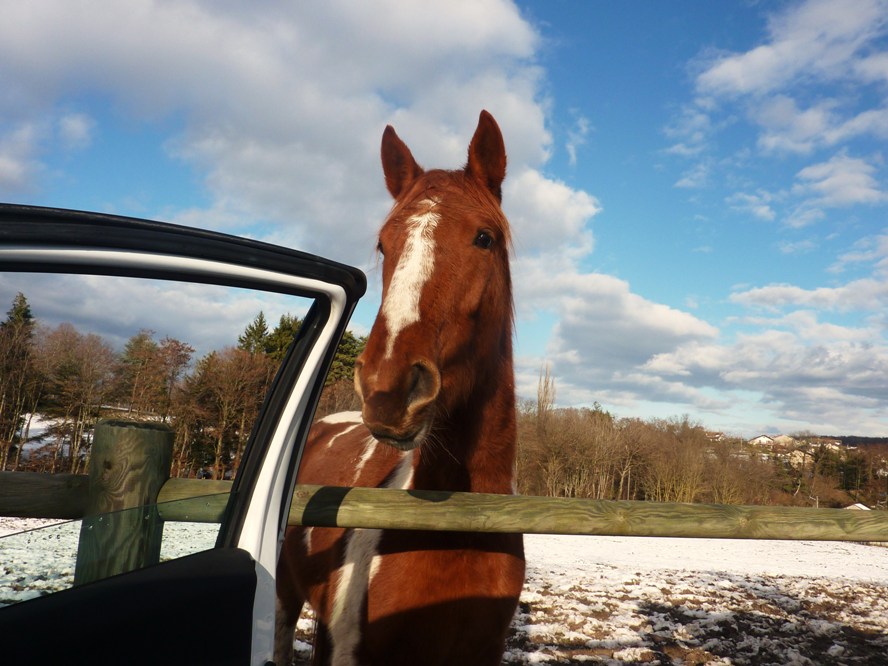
0, 204, 365, 665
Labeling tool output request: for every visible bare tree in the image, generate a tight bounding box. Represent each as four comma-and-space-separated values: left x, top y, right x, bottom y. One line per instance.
36, 324, 116, 473
157, 336, 194, 421
639, 417, 707, 503
185, 347, 273, 479
536, 363, 556, 436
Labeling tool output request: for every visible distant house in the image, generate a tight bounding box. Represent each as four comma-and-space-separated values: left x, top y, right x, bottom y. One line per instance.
705, 430, 725, 442
773, 434, 797, 447
749, 435, 775, 447
786, 449, 808, 466
807, 437, 845, 452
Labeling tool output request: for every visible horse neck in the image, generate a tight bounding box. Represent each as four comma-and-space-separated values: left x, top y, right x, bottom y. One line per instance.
412, 331, 517, 495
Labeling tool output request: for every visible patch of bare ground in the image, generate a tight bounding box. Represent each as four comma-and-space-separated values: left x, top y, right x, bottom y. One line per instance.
503, 572, 888, 665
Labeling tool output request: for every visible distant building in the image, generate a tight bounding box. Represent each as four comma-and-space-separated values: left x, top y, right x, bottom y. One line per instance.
749, 435, 775, 447
773, 434, 797, 447
806, 437, 845, 451
786, 449, 808, 466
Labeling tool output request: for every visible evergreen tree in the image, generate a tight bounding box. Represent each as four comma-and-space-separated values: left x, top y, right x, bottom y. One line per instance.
327, 330, 366, 384
238, 312, 270, 354
3, 292, 34, 331
0, 292, 37, 469
265, 314, 302, 360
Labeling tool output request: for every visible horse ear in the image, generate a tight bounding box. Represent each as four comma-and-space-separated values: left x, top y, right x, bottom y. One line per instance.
381, 125, 423, 199
466, 110, 506, 202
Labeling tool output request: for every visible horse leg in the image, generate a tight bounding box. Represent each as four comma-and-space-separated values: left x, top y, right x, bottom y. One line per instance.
310, 621, 333, 666
274, 595, 303, 666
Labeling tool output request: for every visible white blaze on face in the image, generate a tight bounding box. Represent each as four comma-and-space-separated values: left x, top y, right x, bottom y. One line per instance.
381, 198, 440, 358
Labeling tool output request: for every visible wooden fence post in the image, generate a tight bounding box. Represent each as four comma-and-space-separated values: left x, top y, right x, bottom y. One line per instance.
73, 420, 173, 586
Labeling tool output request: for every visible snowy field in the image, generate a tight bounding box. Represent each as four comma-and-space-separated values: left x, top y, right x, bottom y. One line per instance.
3, 519, 888, 664
286, 534, 888, 665
504, 534, 888, 665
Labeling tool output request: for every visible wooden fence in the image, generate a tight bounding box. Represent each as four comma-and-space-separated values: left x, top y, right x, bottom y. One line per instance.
2, 419, 888, 583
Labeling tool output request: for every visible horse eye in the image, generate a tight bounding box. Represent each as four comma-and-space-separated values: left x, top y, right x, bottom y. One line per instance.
474, 231, 494, 250
376, 240, 384, 255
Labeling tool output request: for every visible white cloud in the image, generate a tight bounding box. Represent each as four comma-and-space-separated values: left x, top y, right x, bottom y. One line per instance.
793, 152, 888, 207
730, 278, 888, 312
515, 262, 719, 407
753, 95, 838, 154
855, 51, 888, 84
635, 228, 888, 433
725, 151, 888, 230
641, 323, 888, 433
504, 168, 601, 261
650, 0, 888, 431
742, 310, 877, 343
5, 0, 886, 436
0, 122, 43, 192
828, 230, 888, 274
726, 190, 776, 221
0, 0, 549, 264
696, 0, 888, 98
675, 0, 888, 230
0, 272, 309, 359
674, 162, 709, 189
58, 113, 94, 150
753, 95, 888, 155
783, 206, 826, 229
777, 238, 817, 254
663, 105, 713, 157
565, 113, 591, 167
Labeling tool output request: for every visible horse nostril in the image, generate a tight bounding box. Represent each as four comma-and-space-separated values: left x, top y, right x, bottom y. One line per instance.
408, 361, 440, 412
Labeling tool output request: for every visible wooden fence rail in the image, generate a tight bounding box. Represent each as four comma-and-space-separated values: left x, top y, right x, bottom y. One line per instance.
286, 484, 888, 542
0, 471, 88, 519
5, 472, 888, 542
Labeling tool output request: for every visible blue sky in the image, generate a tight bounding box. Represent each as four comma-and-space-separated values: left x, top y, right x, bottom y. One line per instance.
1, 0, 887, 437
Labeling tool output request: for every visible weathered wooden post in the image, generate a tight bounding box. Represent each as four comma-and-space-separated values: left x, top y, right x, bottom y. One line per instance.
73, 420, 173, 586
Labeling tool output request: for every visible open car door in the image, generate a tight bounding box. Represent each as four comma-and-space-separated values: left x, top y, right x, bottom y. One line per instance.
0, 204, 365, 665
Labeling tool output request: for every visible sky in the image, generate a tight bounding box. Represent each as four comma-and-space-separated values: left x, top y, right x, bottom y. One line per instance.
1, 0, 887, 438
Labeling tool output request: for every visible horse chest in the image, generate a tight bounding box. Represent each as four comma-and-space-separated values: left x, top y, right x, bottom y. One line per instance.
370, 532, 522, 607
322, 528, 522, 665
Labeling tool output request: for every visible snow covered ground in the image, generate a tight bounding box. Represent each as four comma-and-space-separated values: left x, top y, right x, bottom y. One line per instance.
286, 534, 888, 665
0, 516, 218, 606
3, 519, 887, 664
504, 534, 888, 665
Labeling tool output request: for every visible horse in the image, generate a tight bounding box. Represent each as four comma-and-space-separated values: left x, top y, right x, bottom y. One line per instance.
275, 110, 525, 666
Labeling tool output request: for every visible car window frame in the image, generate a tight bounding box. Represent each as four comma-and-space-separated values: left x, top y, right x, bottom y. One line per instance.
0, 203, 366, 663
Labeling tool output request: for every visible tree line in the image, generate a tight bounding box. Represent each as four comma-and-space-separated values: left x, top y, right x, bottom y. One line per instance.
4, 291, 886, 508
0, 293, 363, 479
515, 366, 888, 509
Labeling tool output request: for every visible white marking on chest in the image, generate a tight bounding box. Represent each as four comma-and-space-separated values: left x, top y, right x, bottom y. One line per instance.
324, 422, 364, 449
328, 453, 415, 666
382, 198, 440, 358
354, 437, 378, 482
320, 411, 363, 425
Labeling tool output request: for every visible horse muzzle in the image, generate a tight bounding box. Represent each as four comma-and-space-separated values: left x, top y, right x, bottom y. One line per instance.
354, 358, 440, 451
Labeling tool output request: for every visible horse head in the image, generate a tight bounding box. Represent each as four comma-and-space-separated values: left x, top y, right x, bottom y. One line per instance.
354, 110, 514, 452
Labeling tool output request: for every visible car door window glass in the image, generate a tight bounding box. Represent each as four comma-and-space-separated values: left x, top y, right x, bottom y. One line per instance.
0, 272, 313, 605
